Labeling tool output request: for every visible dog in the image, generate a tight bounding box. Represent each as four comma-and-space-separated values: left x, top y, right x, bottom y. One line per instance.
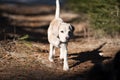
47, 0, 74, 71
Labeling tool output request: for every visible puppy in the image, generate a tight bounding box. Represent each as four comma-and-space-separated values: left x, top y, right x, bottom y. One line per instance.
47, 0, 74, 71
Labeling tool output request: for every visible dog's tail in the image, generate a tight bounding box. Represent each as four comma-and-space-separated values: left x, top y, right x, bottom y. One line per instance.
55, 0, 60, 19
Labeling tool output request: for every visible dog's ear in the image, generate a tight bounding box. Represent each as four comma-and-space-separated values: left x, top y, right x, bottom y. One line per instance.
69, 24, 75, 37
70, 25, 75, 32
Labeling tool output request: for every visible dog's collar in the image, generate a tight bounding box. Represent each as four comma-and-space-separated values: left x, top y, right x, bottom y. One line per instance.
57, 36, 67, 45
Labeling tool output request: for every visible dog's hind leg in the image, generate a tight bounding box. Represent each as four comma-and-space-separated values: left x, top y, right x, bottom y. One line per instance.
49, 44, 55, 62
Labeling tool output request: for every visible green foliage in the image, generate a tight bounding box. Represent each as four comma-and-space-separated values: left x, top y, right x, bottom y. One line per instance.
18, 34, 29, 40
66, 0, 120, 37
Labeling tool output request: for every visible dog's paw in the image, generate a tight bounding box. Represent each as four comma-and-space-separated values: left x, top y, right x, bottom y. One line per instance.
60, 56, 64, 60
49, 57, 54, 62
63, 65, 69, 71
60, 54, 64, 60
63, 66, 69, 71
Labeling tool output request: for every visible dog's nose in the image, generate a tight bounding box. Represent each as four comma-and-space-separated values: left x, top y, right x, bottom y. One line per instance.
66, 36, 69, 40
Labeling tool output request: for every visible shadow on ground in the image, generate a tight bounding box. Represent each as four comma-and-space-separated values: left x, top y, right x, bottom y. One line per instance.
69, 43, 111, 68
0, 4, 50, 43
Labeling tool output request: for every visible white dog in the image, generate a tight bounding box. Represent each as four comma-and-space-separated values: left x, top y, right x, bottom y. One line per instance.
47, 0, 74, 71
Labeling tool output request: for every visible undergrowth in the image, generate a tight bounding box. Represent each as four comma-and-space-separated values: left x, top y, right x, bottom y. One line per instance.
66, 0, 120, 38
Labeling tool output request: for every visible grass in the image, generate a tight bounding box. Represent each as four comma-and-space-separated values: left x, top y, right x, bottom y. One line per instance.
66, 0, 120, 38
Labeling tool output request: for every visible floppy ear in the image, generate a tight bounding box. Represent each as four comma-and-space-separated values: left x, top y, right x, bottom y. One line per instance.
70, 25, 75, 32
69, 24, 75, 37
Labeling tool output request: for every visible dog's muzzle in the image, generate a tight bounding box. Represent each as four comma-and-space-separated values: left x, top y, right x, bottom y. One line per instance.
57, 36, 68, 44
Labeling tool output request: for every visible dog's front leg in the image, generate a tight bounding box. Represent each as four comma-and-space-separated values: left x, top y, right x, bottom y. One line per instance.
49, 44, 55, 62
60, 47, 64, 60
60, 44, 69, 71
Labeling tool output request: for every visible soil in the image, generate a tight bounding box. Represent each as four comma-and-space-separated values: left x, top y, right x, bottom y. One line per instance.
0, 4, 120, 80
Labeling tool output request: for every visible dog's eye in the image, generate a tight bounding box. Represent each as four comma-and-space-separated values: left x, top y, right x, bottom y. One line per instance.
61, 31, 64, 33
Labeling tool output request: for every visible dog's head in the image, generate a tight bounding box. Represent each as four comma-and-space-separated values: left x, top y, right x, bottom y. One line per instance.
58, 23, 74, 42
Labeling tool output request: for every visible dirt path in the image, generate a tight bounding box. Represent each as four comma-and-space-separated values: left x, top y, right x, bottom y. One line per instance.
0, 38, 120, 80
